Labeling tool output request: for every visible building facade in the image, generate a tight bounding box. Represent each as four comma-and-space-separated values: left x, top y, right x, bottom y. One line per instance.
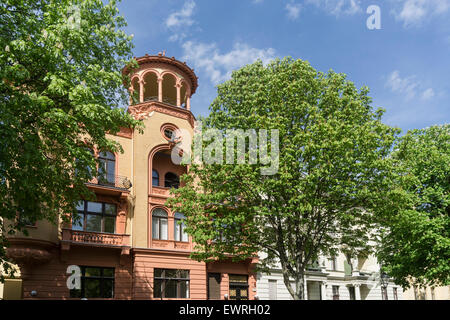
0, 53, 414, 301
257, 253, 404, 300
1, 54, 257, 300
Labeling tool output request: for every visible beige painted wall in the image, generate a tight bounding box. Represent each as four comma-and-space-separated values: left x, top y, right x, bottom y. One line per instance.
403, 285, 450, 300
130, 111, 193, 248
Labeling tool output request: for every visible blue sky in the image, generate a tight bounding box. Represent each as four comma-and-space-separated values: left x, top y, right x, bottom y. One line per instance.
118, 0, 450, 134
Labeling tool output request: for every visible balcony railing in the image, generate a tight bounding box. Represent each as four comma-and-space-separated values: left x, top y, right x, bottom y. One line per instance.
62, 229, 130, 247
87, 174, 132, 190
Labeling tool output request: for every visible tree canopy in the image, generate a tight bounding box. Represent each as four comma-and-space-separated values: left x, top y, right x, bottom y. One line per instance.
168, 57, 400, 299
0, 0, 140, 278
377, 124, 450, 289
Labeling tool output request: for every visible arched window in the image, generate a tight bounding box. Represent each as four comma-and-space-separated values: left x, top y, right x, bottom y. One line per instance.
164, 172, 179, 189
162, 73, 177, 106
131, 77, 140, 104
152, 208, 168, 240
98, 151, 116, 186
174, 212, 188, 242
143, 72, 158, 102
152, 169, 160, 187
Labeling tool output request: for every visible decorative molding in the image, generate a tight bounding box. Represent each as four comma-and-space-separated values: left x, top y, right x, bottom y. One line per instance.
128, 101, 195, 127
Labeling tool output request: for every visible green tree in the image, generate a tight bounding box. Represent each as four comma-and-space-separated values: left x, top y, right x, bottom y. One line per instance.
168, 57, 400, 300
377, 124, 450, 289
0, 0, 140, 278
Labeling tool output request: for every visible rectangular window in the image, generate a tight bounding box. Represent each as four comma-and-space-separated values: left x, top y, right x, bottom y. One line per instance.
393, 287, 398, 300
349, 286, 356, 300
269, 280, 278, 300
208, 273, 221, 300
332, 285, 340, 300
229, 274, 248, 300
330, 256, 337, 271
73, 201, 117, 233
154, 269, 189, 299
174, 217, 188, 242
152, 216, 168, 240
70, 266, 114, 299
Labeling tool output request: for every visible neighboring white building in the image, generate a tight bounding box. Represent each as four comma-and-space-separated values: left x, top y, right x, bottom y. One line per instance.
256, 252, 403, 300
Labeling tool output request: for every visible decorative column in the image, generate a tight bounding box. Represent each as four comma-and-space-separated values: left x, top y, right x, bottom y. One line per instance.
158, 77, 163, 102
128, 87, 134, 105
186, 95, 191, 110
176, 82, 181, 107
355, 284, 362, 300
304, 278, 308, 300
139, 80, 144, 103
320, 281, 328, 300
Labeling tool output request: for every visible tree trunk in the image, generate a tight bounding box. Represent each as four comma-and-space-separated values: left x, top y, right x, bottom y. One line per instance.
296, 272, 306, 300
281, 268, 306, 300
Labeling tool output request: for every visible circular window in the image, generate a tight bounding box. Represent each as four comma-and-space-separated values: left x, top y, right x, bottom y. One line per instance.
164, 128, 174, 140
161, 124, 179, 141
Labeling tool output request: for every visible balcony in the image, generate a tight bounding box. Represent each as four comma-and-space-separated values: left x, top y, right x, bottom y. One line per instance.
152, 186, 171, 197
86, 174, 132, 196
61, 229, 130, 255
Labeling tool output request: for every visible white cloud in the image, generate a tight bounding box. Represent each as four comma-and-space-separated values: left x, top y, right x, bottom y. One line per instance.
306, 0, 362, 16
385, 70, 436, 101
182, 41, 276, 84
391, 0, 450, 27
421, 88, 435, 100
165, 0, 196, 28
285, 3, 302, 20
386, 70, 419, 100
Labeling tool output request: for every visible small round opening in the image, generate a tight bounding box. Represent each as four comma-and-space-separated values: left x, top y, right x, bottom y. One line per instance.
164, 128, 174, 140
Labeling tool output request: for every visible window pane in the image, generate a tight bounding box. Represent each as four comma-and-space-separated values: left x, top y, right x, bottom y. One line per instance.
104, 216, 115, 233
179, 280, 189, 298
152, 170, 159, 187
102, 279, 114, 298
106, 160, 115, 183
165, 269, 178, 278
86, 214, 102, 232
154, 279, 162, 298
85, 267, 101, 277
181, 223, 188, 242
152, 208, 168, 218
160, 218, 168, 240
84, 279, 101, 298
70, 288, 81, 298
178, 270, 189, 279
174, 221, 181, 241
72, 213, 83, 231
76, 201, 85, 211
103, 268, 114, 277
154, 269, 163, 278
105, 204, 116, 215
174, 212, 185, 219
152, 218, 159, 239
100, 151, 115, 161
87, 202, 102, 213
165, 280, 177, 298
